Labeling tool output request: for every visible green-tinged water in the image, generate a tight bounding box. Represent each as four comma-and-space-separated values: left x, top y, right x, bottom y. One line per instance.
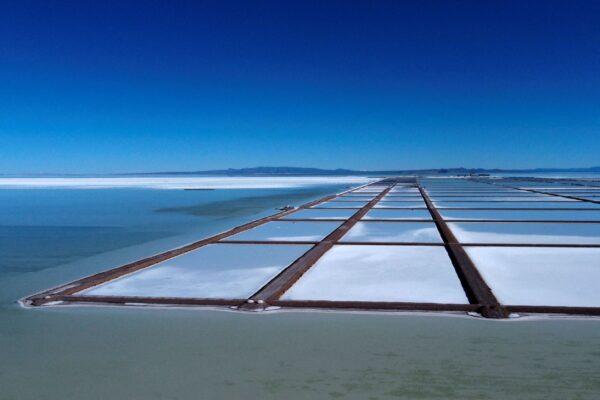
1, 185, 599, 399
2, 308, 600, 400
0, 186, 343, 303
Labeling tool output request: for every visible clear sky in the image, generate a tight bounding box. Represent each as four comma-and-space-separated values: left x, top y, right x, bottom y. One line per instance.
1, 1, 599, 174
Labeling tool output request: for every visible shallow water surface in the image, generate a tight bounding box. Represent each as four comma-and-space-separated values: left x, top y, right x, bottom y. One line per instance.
2, 308, 600, 400
1, 183, 599, 399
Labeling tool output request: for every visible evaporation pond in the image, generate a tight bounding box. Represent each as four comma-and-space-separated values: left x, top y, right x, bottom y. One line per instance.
82, 243, 312, 299
448, 222, 600, 244
340, 221, 442, 243
282, 245, 468, 303
466, 247, 600, 307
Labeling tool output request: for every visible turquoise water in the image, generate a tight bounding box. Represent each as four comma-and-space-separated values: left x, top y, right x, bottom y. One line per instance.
1, 185, 599, 399
0, 186, 344, 303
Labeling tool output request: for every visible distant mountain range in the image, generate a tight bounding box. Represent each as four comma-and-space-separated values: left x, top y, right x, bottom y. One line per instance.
5, 166, 600, 178
127, 166, 600, 177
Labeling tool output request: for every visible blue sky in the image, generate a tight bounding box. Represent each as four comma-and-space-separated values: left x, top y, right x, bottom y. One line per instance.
1, 0, 599, 174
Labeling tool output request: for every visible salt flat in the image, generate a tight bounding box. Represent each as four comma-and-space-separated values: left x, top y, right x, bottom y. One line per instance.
0, 176, 373, 190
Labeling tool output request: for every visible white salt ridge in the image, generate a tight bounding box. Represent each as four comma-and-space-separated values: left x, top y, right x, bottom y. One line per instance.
466, 247, 600, 307
282, 245, 468, 303
0, 176, 373, 190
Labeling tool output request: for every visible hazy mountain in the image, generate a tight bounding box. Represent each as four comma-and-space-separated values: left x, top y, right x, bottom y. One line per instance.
126, 166, 600, 177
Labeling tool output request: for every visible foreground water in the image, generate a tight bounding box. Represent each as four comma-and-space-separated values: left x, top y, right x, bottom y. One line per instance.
1, 183, 599, 399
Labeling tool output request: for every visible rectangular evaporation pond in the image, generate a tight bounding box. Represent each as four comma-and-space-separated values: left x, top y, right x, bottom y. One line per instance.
428, 196, 574, 202
340, 221, 442, 243
280, 208, 356, 220
349, 192, 382, 196
548, 193, 600, 198
529, 188, 600, 192
390, 189, 420, 193
427, 192, 523, 197
536, 188, 594, 191
548, 194, 600, 198
332, 197, 374, 202
434, 201, 600, 209
82, 243, 313, 299
554, 191, 600, 194
448, 222, 600, 244
439, 210, 600, 221
374, 201, 426, 209
427, 186, 524, 190
425, 187, 517, 191
542, 188, 600, 192
427, 190, 522, 196
226, 221, 342, 242
281, 245, 468, 303
519, 186, 579, 189
313, 201, 368, 209
337, 196, 376, 202
381, 198, 424, 203
339, 193, 376, 197
466, 247, 600, 307
383, 197, 424, 201
353, 189, 384, 193
362, 209, 432, 220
